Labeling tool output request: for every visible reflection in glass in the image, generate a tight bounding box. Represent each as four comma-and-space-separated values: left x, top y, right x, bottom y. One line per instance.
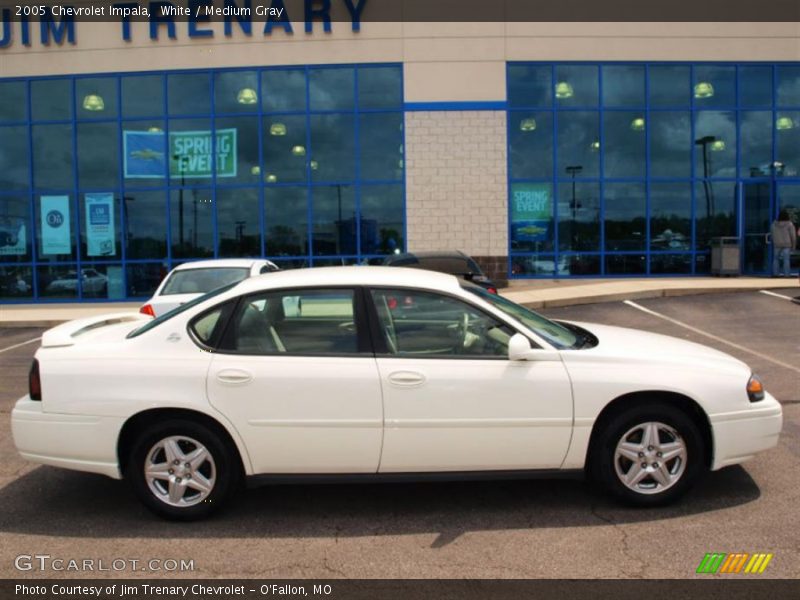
122, 75, 164, 117
0, 266, 33, 299
693, 66, 735, 106
215, 71, 259, 114
649, 112, 690, 178
265, 187, 308, 256
739, 66, 773, 108
776, 66, 800, 106
262, 115, 307, 184
127, 262, 167, 298
262, 69, 307, 112
360, 185, 404, 255
216, 188, 260, 257
309, 68, 354, 111
33, 124, 74, 190
695, 181, 736, 249
32, 79, 72, 121
312, 185, 356, 255
76, 78, 118, 119
650, 183, 691, 252
77, 123, 119, 188
740, 112, 772, 176
0, 82, 27, 121
603, 111, 645, 178
168, 73, 211, 115
38, 266, 79, 298
694, 112, 736, 178
554, 65, 597, 106
359, 113, 404, 181
604, 183, 646, 251
648, 65, 690, 107
602, 65, 644, 107
170, 189, 214, 259
605, 254, 646, 275
310, 114, 355, 182
215, 117, 259, 184
0, 126, 29, 190
509, 112, 552, 179
508, 65, 552, 107
557, 112, 599, 177
124, 191, 168, 259
558, 182, 599, 252
649, 254, 692, 274
358, 66, 402, 109
776, 111, 800, 176
0, 195, 31, 261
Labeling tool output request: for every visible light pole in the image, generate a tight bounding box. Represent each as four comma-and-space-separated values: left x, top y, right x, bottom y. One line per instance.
173, 154, 187, 249
695, 136, 716, 239
565, 165, 583, 248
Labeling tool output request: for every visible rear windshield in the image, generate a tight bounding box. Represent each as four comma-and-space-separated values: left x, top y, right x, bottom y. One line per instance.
160, 267, 250, 295
127, 281, 240, 339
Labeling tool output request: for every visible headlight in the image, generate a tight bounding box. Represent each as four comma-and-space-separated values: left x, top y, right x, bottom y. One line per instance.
747, 374, 765, 403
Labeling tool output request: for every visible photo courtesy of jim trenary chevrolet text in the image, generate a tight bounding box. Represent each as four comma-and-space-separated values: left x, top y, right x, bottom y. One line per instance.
0, 0, 799, 598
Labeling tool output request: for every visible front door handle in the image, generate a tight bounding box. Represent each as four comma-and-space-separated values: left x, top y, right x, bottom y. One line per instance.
387, 371, 426, 388
216, 368, 253, 385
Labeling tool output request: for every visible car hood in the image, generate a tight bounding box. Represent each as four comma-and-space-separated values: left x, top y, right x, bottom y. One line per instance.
562, 321, 750, 374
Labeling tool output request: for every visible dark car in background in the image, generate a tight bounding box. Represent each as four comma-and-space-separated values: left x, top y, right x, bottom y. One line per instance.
383, 250, 498, 294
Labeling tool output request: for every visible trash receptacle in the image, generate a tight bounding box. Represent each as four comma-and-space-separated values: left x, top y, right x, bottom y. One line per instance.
710, 237, 740, 276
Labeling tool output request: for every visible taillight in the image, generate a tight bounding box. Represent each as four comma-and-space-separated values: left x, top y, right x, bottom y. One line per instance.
139, 304, 155, 317
29, 359, 41, 401
487, 287, 498, 295
747, 374, 765, 403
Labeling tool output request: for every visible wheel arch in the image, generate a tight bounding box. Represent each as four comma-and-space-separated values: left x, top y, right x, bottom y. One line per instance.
585, 390, 713, 473
117, 408, 251, 477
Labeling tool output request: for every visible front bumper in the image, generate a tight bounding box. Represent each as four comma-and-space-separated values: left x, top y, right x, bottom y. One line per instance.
710, 392, 783, 470
11, 397, 124, 479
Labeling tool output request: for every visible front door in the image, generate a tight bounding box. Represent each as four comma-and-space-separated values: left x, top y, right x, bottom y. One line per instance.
368, 288, 574, 473
741, 181, 774, 275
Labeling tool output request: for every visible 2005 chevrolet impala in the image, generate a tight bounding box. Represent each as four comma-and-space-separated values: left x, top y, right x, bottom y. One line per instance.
12, 267, 782, 520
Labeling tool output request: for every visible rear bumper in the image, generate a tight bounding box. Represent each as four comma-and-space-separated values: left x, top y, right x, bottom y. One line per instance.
710, 393, 783, 470
11, 397, 124, 479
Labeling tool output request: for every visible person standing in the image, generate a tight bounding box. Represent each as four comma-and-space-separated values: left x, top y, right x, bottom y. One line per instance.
770, 210, 796, 277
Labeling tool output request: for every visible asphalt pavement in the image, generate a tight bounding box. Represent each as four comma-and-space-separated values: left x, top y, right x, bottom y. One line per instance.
0, 289, 797, 579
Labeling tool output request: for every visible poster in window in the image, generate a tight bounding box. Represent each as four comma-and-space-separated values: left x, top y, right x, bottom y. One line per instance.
510, 183, 552, 242
85, 193, 116, 257
40, 195, 71, 255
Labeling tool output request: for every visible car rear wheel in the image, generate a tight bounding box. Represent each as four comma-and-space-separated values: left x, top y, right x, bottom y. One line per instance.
593, 403, 705, 506
127, 420, 241, 520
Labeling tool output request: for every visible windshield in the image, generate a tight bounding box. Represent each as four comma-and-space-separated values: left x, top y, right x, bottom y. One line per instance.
464, 286, 578, 349
128, 281, 240, 339
160, 267, 250, 295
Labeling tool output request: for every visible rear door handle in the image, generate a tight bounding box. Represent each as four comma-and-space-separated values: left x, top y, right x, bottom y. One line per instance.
216, 368, 253, 385
387, 371, 426, 388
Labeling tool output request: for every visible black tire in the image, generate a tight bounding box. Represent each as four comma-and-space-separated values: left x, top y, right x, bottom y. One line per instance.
126, 419, 242, 520
591, 402, 706, 507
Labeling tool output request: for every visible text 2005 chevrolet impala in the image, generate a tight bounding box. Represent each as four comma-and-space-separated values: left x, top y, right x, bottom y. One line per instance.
12, 267, 782, 520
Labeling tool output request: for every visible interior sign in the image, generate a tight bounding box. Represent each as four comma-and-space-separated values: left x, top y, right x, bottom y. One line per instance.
40, 195, 71, 255
511, 183, 552, 242
85, 192, 116, 257
123, 128, 237, 178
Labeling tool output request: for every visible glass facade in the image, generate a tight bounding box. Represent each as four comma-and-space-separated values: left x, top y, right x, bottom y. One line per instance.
508, 62, 800, 277
0, 65, 405, 302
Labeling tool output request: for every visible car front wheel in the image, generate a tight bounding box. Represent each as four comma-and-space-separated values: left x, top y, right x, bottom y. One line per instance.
127, 420, 241, 520
593, 403, 705, 506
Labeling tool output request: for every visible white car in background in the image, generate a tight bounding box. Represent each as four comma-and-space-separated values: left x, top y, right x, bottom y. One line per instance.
12, 267, 782, 520
140, 259, 279, 317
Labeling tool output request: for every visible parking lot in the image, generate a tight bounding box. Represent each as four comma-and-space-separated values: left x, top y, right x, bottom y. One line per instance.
0, 288, 797, 579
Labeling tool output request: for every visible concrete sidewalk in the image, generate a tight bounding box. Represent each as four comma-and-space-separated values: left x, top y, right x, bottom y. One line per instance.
1, 276, 796, 328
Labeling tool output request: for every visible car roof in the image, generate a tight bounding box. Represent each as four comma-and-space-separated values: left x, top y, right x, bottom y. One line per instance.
232, 266, 462, 295
171, 259, 268, 271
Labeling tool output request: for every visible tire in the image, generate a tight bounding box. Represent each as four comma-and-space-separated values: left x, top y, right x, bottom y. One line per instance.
126, 419, 242, 520
592, 402, 706, 507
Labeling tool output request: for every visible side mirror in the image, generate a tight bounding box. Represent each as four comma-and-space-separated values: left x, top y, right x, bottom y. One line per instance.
508, 333, 532, 361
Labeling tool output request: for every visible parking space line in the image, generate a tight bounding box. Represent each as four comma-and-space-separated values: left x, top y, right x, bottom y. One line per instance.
623, 300, 800, 375
0, 337, 41, 355
759, 290, 795, 301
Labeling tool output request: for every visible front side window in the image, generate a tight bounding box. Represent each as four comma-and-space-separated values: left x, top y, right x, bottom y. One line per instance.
228, 288, 360, 355
370, 289, 514, 358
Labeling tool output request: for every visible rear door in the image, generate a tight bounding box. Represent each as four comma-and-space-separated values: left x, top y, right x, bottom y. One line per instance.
205, 287, 383, 474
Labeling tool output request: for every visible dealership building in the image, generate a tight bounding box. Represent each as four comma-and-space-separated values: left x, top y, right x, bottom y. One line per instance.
0, 4, 799, 302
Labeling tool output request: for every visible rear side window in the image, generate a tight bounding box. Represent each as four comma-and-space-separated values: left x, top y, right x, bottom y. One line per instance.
161, 267, 250, 295
189, 300, 236, 348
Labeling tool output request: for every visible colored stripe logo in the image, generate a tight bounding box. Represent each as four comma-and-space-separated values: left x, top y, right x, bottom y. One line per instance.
697, 553, 773, 574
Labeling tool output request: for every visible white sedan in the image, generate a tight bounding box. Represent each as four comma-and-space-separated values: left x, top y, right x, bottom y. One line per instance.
12, 267, 782, 520
141, 258, 279, 317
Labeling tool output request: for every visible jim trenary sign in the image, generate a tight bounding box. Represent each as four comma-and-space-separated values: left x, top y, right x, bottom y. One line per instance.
0, 0, 368, 48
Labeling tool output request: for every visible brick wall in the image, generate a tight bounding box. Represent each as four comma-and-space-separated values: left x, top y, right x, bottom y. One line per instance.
405, 110, 509, 286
